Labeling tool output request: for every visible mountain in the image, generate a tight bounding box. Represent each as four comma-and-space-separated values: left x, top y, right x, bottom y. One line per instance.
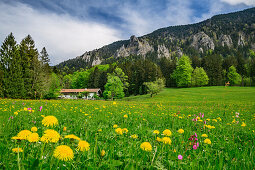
56, 7, 255, 70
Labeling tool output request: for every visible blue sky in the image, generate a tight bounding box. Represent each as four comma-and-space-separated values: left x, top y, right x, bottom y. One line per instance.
0, 0, 254, 65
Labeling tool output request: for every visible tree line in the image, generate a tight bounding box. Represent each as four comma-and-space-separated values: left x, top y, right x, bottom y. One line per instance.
1, 33, 255, 99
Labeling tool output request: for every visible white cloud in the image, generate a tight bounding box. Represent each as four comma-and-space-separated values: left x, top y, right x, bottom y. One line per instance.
220, 0, 255, 6
0, 2, 122, 65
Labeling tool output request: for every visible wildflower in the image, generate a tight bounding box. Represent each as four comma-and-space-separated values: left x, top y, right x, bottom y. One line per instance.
16, 130, 32, 140
113, 102, 116, 105
27, 133, 39, 142
113, 124, 118, 128
140, 142, 152, 152
130, 134, 138, 139
11, 136, 23, 140
63, 127, 67, 131
115, 128, 123, 135
101, 150, 106, 157
163, 129, 172, 136
212, 119, 217, 122
201, 134, 208, 138
24, 107, 27, 111
173, 149, 176, 152
41, 129, 60, 143
64, 134, 81, 141
122, 128, 128, 133
177, 129, 184, 134
39, 106, 42, 111
162, 137, 172, 145
153, 130, 160, 135
77, 140, 90, 151
156, 137, 162, 142
31, 127, 38, 132
42, 116, 58, 127
178, 155, 183, 160
53, 145, 74, 161
12, 148, 23, 153
123, 114, 128, 118
241, 122, 246, 127
193, 145, 197, 150
98, 129, 102, 132
204, 138, 212, 144
14, 112, 18, 115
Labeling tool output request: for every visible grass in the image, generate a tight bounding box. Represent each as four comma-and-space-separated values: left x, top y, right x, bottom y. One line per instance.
0, 86, 254, 169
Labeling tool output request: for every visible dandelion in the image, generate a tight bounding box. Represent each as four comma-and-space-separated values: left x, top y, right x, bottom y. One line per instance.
31, 127, 38, 132
63, 127, 67, 131
122, 128, 128, 133
14, 112, 18, 115
113, 102, 116, 105
173, 149, 176, 152
204, 138, 212, 144
163, 129, 172, 136
16, 130, 32, 140
115, 128, 123, 135
113, 124, 118, 128
42, 116, 58, 127
41, 129, 60, 143
140, 142, 152, 152
12, 148, 23, 153
241, 122, 246, 127
162, 137, 172, 145
201, 134, 208, 137
153, 130, 160, 135
101, 150, 106, 157
98, 129, 102, 132
177, 129, 184, 134
156, 137, 162, 142
77, 140, 90, 151
178, 155, 183, 160
64, 134, 81, 141
27, 133, 39, 142
123, 114, 128, 118
53, 145, 74, 161
130, 134, 138, 139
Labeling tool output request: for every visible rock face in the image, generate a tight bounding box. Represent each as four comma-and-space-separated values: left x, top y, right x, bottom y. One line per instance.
115, 35, 154, 58
157, 45, 170, 59
219, 34, 233, 47
238, 32, 245, 46
191, 32, 215, 52
80, 52, 102, 66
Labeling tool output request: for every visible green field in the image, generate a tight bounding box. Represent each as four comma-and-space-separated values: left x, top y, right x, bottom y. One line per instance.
0, 86, 255, 169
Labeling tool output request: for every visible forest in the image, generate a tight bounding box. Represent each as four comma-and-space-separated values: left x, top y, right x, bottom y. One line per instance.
0, 33, 255, 100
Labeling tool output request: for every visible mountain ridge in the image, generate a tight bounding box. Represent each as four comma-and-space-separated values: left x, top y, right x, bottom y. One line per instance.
56, 7, 255, 70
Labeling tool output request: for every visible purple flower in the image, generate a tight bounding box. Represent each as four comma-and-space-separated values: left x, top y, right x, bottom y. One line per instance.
39, 106, 42, 111
193, 145, 197, 150
178, 155, 183, 160
197, 142, 199, 147
195, 133, 197, 137
202, 113, 204, 118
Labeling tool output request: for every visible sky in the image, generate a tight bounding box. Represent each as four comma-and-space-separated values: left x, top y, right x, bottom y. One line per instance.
0, 0, 254, 65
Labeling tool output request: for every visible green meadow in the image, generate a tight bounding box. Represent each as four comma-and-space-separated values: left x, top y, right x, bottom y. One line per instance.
0, 86, 254, 169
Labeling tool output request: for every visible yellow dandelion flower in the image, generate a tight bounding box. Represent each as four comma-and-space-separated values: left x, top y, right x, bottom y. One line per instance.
53, 145, 74, 161
204, 138, 212, 144
113, 124, 118, 128
42, 116, 58, 127
64, 134, 81, 141
140, 142, 152, 152
177, 129, 184, 134
113, 102, 116, 105
14, 112, 18, 115
16, 130, 32, 140
12, 148, 23, 153
173, 149, 176, 152
31, 127, 38, 132
101, 150, 106, 157
77, 140, 90, 151
122, 128, 128, 133
115, 128, 123, 135
24, 107, 27, 111
156, 137, 162, 142
11, 136, 23, 140
153, 130, 160, 135
63, 127, 67, 131
41, 115, 45, 118
201, 134, 208, 138
163, 129, 172, 136
130, 134, 138, 139
98, 129, 102, 132
241, 122, 246, 127
123, 114, 128, 118
162, 137, 172, 145
27, 133, 39, 142
212, 119, 217, 122
41, 129, 60, 143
